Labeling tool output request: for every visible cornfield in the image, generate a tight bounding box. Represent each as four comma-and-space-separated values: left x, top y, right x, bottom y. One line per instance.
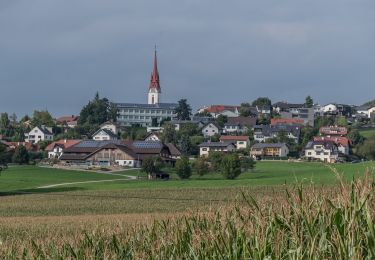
1, 173, 375, 259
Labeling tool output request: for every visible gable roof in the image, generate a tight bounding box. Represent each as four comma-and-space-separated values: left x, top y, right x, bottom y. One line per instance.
220, 136, 249, 142
251, 143, 287, 149
226, 117, 257, 127
45, 140, 81, 151
56, 115, 79, 124
100, 121, 120, 128
273, 102, 304, 109
271, 118, 305, 126
166, 143, 182, 156
92, 128, 118, 139
202, 122, 220, 129
254, 124, 301, 138
34, 126, 53, 135
199, 141, 235, 148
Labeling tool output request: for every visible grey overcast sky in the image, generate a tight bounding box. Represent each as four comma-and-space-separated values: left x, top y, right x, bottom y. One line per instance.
0, 0, 374, 117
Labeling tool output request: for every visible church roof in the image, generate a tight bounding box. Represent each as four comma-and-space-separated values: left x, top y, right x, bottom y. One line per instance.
149, 49, 161, 91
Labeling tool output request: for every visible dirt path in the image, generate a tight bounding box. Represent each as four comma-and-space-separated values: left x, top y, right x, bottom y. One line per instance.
37, 176, 136, 189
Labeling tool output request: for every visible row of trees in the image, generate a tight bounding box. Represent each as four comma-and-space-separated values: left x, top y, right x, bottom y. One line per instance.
141, 153, 256, 180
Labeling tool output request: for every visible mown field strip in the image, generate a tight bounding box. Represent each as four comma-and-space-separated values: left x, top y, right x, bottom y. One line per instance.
37, 178, 134, 189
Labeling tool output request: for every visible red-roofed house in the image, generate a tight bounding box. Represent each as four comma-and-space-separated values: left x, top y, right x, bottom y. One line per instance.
313, 136, 350, 155
219, 135, 250, 149
45, 139, 81, 159
319, 126, 348, 136
56, 115, 79, 128
199, 105, 240, 118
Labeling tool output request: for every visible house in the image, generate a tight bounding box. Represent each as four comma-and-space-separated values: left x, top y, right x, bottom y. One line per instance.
253, 125, 301, 143
198, 105, 240, 118
219, 136, 250, 150
319, 126, 348, 136
45, 139, 81, 159
223, 117, 257, 134
198, 142, 236, 157
1, 141, 38, 152
271, 118, 305, 126
144, 132, 161, 141
304, 140, 338, 163
100, 121, 120, 135
25, 126, 54, 144
256, 105, 272, 116
202, 123, 221, 137
356, 105, 375, 119
250, 143, 289, 159
60, 140, 175, 167
56, 115, 79, 128
272, 102, 304, 114
92, 129, 118, 141
279, 107, 315, 127
146, 126, 164, 133
170, 120, 204, 131
321, 103, 353, 117
313, 136, 350, 155
166, 143, 182, 159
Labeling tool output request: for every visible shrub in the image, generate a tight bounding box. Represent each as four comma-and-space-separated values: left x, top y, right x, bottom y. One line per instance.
194, 157, 209, 176
221, 153, 241, 179
175, 156, 192, 179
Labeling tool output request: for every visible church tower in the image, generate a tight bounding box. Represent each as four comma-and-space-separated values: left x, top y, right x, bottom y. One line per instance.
148, 49, 161, 105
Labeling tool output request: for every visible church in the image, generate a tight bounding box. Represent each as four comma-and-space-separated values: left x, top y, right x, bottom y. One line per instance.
115, 50, 178, 127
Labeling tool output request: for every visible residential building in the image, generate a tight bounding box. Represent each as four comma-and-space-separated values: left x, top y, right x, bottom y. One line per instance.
202, 123, 221, 137
319, 126, 348, 136
313, 136, 350, 155
271, 118, 305, 126
320, 103, 353, 117
253, 125, 301, 143
250, 143, 289, 159
273, 102, 304, 114
198, 105, 240, 118
100, 121, 120, 135
219, 135, 250, 149
45, 140, 81, 159
198, 142, 236, 157
280, 107, 314, 127
92, 129, 118, 141
170, 120, 204, 131
256, 105, 272, 117
223, 117, 257, 134
56, 115, 79, 128
144, 132, 161, 142
115, 50, 177, 127
25, 126, 53, 144
356, 105, 375, 119
304, 140, 339, 163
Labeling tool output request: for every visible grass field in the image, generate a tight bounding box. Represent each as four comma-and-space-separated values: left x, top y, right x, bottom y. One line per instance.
359, 128, 375, 138
0, 162, 374, 258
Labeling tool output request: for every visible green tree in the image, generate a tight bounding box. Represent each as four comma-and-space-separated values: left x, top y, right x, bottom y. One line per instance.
356, 137, 375, 160
221, 154, 242, 179
208, 152, 225, 172
12, 145, 29, 164
348, 129, 365, 146
175, 156, 192, 179
215, 115, 228, 128
252, 97, 272, 107
178, 134, 191, 155
141, 156, 164, 177
31, 110, 55, 127
0, 144, 8, 165
161, 123, 177, 144
194, 157, 209, 176
0, 113, 10, 135
305, 96, 314, 108
240, 157, 256, 172
175, 99, 192, 120
334, 116, 348, 127
239, 102, 252, 117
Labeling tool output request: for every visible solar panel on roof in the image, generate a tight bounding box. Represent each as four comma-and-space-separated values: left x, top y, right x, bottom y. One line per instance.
133, 141, 162, 149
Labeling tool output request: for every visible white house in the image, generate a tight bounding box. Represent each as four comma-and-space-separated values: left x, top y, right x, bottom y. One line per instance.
144, 132, 161, 141
25, 126, 53, 144
45, 140, 80, 159
100, 121, 120, 135
219, 136, 250, 150
321, 103, 338, 114
250, 143, 289, 159
202, 123, 221, 137
198, 142, 236, 157
92, 129, 118, 141
357, 105, 375, 118
304, 140, 339, 163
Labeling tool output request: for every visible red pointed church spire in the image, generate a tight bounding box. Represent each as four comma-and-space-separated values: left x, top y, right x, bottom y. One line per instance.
149, 48, 161, 91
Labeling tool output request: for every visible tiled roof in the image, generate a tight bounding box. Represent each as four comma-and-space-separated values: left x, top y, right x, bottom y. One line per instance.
271, 118, 305, 125
199, 142, 234, 148
114, 102, 178, 109
226, 117, 257, 127
56, 116, 79, 123
204, 105, 240, 113
273, 102, 304, 109
319, 126, 348, 135
37, 126, 53, 135
220, 136, 249, 141
254, 124, 301, 138
251, 143, 287, 149
45, 140, 81, 151
305, 140, 338, 152
313, 136, 350, 147
166, 143, 182, 156
92, 128, 118, 139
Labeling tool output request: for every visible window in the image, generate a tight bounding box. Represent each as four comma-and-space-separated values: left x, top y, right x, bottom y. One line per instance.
145, 110, 150, 113
202, 148, 208, 151
140, 116, 144, 119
